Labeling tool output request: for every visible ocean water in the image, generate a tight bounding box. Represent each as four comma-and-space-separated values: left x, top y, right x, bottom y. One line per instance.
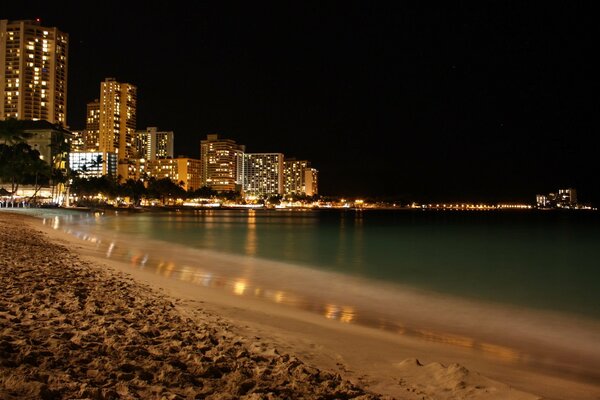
43, 208, 600, 319
7, 207, 600, 381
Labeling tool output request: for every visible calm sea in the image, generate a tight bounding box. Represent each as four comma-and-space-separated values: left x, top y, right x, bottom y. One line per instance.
40, 208, 600, 319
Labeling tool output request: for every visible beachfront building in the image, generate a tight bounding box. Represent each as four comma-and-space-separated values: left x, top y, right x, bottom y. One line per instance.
558, 188, 577, 208
242, 153, 284, 197
304, 167, 318, 196
200, 134, 245, 192
535, 188, 579, 209
536, 194, 550, 208
6, 120, 74, 204
97, 78, 137, 180
82, 99, 100, 151
146, 157, 202, 191
21, 120, 73, 171
0, 19, 69, 125
134, 127, 174, 160
283, 159, 319, 196
69, 151, 117, 178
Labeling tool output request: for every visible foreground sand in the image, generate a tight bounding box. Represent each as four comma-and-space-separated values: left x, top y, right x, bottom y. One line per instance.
0, 212, 385, 399
2, 211, 598, 399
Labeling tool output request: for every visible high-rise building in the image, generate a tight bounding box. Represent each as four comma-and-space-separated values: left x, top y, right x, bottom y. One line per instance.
304, 167, 318, 196
83, 99, 100, 151
134, 127, 174, 160
283, 159, 318, 196
146, 157, 202, 191
200, 134, 245, 192
243, 153, 284, 197
98, 78, 137, 179
0, 19, 68, 125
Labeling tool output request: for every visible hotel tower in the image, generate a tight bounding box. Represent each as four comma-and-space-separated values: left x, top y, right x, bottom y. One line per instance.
243, 153, 284, 196
200, 134, 245, 192
0, 19, 69, 125
134, 127, 174, 160
284, 159, 318, 196
98, 78, 137, 179
84, 99, 100, 151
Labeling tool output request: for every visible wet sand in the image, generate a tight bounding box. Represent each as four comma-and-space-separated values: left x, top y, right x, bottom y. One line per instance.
2, 210, 599, 399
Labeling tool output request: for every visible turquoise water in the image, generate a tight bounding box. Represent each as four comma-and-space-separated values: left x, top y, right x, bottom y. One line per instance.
31, 207, 600, 320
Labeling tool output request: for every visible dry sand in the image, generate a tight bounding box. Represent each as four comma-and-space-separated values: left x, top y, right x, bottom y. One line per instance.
1, 211, 599, 399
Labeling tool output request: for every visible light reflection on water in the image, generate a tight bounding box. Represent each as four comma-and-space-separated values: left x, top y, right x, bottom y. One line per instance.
245, 210, 257, 256
36, 210, 600, 385
64, 224, 533, 366
43, 216, 527, 366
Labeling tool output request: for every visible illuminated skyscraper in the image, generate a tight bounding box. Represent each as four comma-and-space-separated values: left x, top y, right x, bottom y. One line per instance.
243, 153, 284, 196
83, 99, 100, 151
0, 19, 68, 125
304, 167, 318, 196
134, 127, 174, 160
98, 78, 137, 179
284, 159, 318, 196
200, 134, 245, 192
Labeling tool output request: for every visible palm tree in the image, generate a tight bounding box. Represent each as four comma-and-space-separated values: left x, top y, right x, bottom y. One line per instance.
26, 154, 52, 204
119, 179, 147, 206
48, 129, 72, 204
0, 118, 31, 145
0, 119, 33, 197
0, 142, 47, 196
147, 177, 186, 205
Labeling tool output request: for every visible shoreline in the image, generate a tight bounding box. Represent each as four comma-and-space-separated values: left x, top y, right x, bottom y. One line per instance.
3, 210, 600, 399
0, 211, 383, 399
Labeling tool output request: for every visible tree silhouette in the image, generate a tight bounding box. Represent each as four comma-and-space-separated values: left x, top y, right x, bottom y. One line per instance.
0, 118, 32, 145
147, 177, 185, 205
119, 179, 147, 206
0, 142, 50, 196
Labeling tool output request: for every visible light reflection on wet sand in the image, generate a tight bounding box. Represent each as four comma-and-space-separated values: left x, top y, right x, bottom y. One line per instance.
42, 215, 600, 385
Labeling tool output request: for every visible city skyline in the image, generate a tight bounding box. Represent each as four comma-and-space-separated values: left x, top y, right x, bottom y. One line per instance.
2, 3, 598, 204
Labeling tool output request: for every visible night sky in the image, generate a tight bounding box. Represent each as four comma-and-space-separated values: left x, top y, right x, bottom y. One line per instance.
5, 2, 599, 204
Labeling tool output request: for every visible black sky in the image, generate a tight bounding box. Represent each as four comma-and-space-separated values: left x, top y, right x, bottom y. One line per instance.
5, 2, 599, 203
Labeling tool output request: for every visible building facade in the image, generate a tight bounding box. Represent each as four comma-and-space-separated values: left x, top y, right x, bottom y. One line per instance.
83, 99, 100, 151
200, 134, 245, 192
69, 151, 117, 177
536, 188, 578, 209
127, 158, 146, 181
243, 153, 284, 196
134, 127, 174, 160
0, 19, 68, 125
69, 129, 85, 153
21, 120, 72, 171
283, 159, 318, 196
146, 158, 201, 191
304, 167, 318, 196
98, 78, 137, 180
558, 188, 577, 207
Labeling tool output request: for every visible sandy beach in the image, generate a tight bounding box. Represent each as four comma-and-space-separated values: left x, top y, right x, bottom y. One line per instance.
1, 211, 599, 399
